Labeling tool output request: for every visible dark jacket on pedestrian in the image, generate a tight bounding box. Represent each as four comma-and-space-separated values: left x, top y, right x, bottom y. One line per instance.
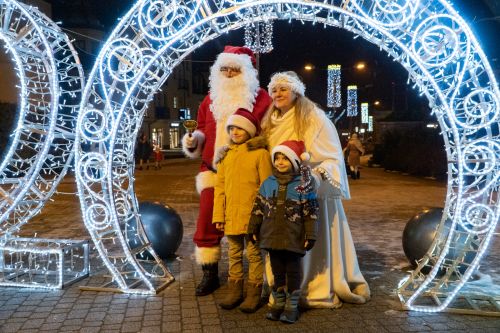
248, 169, 319, 255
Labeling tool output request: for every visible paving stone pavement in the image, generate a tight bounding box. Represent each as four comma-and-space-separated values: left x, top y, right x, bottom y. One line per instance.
1, 158, 499, 333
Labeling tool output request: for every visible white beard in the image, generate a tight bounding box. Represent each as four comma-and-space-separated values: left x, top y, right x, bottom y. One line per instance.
209, 70, 259, 122
209, 70, 259, 169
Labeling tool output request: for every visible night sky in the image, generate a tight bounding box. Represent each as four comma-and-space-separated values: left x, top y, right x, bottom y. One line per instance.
48, 0, 499, 118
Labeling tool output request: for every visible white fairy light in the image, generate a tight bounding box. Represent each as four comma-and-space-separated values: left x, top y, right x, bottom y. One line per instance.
72, 0, 498, 310
0, 0, 84, 289
244, 20, 274, 54
347, 85, 358, 117
327, 64, 341, 108
361, 102, 369, 123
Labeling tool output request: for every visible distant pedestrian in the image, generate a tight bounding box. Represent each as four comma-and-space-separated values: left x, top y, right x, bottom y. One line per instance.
343, 133, 365, 179
248, 140, 319, 324
136, 133, 151, 170
212, 109, 272, 313
153, 140, 162, 170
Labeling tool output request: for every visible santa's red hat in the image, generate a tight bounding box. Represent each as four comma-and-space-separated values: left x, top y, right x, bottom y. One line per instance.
226, 108, 260, 138
212, 45, 257, 71
272, 140, 311, 171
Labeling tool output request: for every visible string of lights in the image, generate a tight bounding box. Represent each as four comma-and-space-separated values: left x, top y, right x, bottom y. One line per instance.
361, 102, 369, 123
0, 0, 85, 289
244, 20, 274, 54
347, 85, 358, 117
327, 64, 341, 108
0, 0, 491, 310
72, 0, 499, 306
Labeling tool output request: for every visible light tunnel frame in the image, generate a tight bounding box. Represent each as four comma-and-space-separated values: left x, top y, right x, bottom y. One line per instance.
75, 0, 499, 311
0, 0, 85, 289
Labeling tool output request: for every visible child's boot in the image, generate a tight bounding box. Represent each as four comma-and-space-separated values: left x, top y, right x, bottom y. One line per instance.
219, 279, 243, 309
280, 290, 301, 324
239, 282, 262, 313
265, 286, 286, 321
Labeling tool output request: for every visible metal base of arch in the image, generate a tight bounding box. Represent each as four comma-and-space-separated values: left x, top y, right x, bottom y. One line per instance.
0, 238, 90, 290
399, 291, 500, 317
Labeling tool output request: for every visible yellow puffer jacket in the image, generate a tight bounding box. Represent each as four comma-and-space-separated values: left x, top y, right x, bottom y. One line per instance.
213, 136, 272, 235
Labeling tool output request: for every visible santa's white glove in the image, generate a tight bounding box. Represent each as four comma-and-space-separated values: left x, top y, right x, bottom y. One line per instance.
184, 135, 198, 149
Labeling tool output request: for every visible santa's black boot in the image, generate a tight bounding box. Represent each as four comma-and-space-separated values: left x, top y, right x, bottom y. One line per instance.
196, 263, 220, 296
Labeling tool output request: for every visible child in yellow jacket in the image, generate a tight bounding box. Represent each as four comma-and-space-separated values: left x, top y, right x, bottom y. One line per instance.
213, 108, 272, 313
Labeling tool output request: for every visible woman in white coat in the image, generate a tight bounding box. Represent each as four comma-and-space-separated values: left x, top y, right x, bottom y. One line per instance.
261, 71, 370, 308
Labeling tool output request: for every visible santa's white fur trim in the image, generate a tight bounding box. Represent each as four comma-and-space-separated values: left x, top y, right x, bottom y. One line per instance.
182, 130, 205, 158
195, 245, 221, 265
268, 72, 306, 96
213, 52, 254, 73
195, 170, 217, 194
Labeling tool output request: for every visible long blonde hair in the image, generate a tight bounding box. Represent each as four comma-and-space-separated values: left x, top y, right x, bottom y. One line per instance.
261, 71, 319, 141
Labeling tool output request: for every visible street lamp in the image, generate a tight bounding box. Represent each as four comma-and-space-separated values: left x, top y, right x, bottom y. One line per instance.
355, 62, 366, 71
304, 64, 314, 71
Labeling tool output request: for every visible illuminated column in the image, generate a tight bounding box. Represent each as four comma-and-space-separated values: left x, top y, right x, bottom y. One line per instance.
347, 85, 358, 117
368, 116, 373, 132
327, 64, 341, 108
361, 102, 369, 124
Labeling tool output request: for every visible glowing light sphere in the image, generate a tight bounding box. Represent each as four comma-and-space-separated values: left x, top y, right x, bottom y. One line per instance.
0, 0, 84, 236
75, 0, 499, 314
327, 64, 341, 108
347, 85, 358, 117
244, 20, 274, 54
361, 102, 369, 124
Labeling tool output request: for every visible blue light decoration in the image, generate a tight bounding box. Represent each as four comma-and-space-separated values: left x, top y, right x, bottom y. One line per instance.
368, 115, 373, 132
347, 85, 358, 117
0, 0, 86, 289
244, 20, 274, 54
71, 0, 499, 313
361, 102, 369, 123
327, 64, 341, 108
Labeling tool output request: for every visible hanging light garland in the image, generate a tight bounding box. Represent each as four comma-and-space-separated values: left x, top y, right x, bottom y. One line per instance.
244, 20, 274, 54
368, 116, 374, 132
361, 102, 369, 123
347, 85, 358, 117
327, 64, 341, 108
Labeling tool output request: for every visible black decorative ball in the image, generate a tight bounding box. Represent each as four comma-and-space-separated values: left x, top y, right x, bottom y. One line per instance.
129, 201, 183, 259
402, 207, 445, 266
402, 207, 476, 274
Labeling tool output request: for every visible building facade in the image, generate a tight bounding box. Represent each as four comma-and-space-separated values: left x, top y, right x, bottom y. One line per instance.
142, 59, 209, 150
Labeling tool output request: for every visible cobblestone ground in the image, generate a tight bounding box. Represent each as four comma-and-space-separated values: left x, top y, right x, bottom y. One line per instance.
1, 158, 499, 332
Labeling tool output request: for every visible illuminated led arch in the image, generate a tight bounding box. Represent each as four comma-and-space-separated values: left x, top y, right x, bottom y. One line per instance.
0, 0, 84, 237
76, 0, 499, 310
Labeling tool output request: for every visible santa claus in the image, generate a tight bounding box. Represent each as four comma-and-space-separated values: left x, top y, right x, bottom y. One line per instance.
182, 46, 272, 296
